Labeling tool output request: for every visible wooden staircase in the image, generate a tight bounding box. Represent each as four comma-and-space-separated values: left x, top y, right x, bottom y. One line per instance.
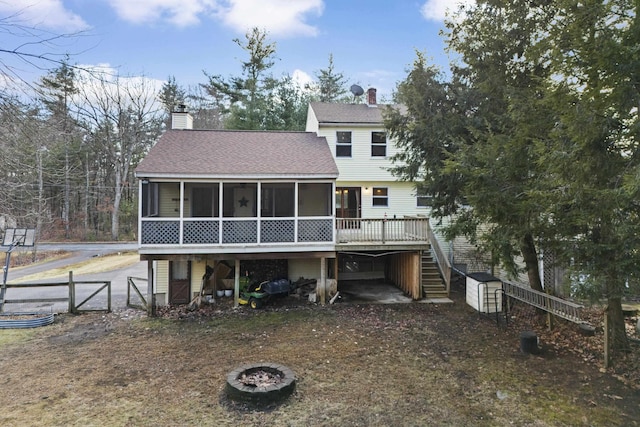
421, 250, 448, 298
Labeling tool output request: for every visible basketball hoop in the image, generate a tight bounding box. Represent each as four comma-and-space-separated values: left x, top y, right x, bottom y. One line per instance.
2, 229, 36, 301
2, 228, 35, 248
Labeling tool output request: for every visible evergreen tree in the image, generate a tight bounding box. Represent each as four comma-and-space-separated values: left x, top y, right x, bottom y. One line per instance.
203, 27, 278, 130
38, 59, 84, 239
386, 0, 639, 362
313, 54, 348, 102
158, 75, 186, 128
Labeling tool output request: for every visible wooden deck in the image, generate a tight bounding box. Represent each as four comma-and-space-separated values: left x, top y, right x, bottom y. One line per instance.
336, 217, 430, 244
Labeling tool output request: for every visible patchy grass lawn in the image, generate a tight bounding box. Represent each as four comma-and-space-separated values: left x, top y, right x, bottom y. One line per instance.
0, 291, 638, 427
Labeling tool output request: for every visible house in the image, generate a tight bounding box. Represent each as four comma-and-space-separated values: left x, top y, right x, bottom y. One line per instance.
306, 88, 450, 297
135, 111, 338, 307
136, 93, 449, 312
306, 88, 427, 223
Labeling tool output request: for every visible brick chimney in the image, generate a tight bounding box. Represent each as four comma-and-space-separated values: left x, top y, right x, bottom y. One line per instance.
367, 88, 377, 106
171, 104, 193, 130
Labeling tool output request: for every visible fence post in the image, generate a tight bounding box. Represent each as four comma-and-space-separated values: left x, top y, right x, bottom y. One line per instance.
126, 277, 132, 308
68, 271, 75, 314
107, 281, 111, 312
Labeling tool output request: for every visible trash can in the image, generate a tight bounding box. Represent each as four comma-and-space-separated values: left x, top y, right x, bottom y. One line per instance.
520, 330, 539, 354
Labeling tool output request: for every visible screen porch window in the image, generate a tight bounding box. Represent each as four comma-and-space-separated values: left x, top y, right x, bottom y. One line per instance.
141, 181, 158, 217
190, 185, 219, 217
336, 131, 352, 157
372, 187, 388, 207
371, 131, 387, 157
261, 183, 295, 217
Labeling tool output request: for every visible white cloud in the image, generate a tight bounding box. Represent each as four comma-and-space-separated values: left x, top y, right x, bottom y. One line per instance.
215, 0, 323, 37
105, 0, 323, 37
106, 0, 216, 27
420, 0, 474, 22
0, 0, 89, 31
72, 63, 166, 116
291, 69, 312, 88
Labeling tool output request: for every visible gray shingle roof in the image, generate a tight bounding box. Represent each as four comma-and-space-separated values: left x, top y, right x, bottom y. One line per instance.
135, 130, 338, 178
309, 102, 400, 125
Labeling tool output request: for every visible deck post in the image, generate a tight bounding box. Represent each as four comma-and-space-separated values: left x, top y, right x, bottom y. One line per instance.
147, 261, 155, 316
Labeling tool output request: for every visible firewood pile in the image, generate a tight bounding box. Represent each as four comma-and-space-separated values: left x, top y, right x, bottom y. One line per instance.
237, 259, 288, 284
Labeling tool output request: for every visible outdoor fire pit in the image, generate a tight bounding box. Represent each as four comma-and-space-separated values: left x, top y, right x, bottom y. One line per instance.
225, 363, 296, 405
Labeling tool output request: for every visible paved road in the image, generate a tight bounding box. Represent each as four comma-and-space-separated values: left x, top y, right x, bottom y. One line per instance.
2, 242, 147, 314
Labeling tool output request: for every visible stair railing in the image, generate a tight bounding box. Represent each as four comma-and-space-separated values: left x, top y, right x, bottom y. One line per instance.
426, 220, 452, 295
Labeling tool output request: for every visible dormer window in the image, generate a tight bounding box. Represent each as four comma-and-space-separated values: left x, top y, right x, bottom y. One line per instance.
336, 131, 352, 157
371, 132, 386, 157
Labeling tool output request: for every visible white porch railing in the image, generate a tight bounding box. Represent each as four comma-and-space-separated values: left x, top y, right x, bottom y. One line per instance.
335, 217, 430, 243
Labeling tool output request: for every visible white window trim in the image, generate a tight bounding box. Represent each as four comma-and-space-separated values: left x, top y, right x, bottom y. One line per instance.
372, 187, 389, 207
371, 131, 387, 158
336, 131, 352, 158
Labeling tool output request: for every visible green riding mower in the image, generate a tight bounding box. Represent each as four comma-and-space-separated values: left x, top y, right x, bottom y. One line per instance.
238, 278, 292, 309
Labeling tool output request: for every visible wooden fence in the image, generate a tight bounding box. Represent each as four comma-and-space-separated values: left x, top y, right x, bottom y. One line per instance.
0, 271, 111, 313
127, 276, 148, 311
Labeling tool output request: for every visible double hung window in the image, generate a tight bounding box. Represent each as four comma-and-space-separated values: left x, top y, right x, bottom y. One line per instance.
372, 187, 388, 207
336, 131, 352, 157
371, 132, 386, 157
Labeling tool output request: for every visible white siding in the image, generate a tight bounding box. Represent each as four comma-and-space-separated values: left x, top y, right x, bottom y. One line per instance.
316, 126, 403, 182
305, 108, 319, 132
337, 180, 432, 219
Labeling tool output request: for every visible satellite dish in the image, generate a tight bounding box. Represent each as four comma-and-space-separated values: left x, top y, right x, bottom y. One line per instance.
350, 84, 364, 97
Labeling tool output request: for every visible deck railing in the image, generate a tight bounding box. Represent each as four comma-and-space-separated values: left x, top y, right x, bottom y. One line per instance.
335, 217, 430, 243
426, 221, 452, 294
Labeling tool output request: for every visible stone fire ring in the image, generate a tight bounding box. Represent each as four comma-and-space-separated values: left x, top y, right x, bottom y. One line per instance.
225, 363, 296, 405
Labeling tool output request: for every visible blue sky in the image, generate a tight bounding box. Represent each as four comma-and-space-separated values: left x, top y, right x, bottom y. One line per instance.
3, 0, 473, 101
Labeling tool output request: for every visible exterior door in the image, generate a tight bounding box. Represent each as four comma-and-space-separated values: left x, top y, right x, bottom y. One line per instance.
233, 187, 255, 217
169, 260, 191, 304
335, 187, 361, 218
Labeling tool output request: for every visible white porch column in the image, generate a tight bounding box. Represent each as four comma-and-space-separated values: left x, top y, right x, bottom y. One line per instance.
320, 257, 326, 305
234, 258, 240, 308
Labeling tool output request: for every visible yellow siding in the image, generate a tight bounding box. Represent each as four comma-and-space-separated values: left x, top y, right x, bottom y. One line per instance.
289, 258, 321, 281
159, 183, 180, 217
191, 261, 206, 293
156, 260, 169, 294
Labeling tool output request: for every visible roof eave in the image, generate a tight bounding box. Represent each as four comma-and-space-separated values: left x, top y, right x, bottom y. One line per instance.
134, 172, 339, 180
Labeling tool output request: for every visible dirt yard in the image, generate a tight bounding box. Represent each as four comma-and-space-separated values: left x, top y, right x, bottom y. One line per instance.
0, 287, 638, 426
